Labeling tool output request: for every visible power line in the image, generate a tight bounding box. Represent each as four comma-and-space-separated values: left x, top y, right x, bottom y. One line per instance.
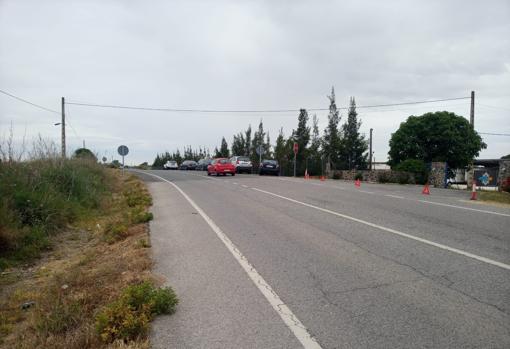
478, 132, 510, 136
0, 89, 60, 114
66, 96, 471, 113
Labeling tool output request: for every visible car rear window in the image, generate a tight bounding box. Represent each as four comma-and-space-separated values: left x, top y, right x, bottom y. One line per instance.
238, 157, 249, 161
218, 159, 230, 164
264, 160, 277, 165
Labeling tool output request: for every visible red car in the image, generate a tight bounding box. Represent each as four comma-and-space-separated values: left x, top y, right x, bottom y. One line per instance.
207, 158, 236, 176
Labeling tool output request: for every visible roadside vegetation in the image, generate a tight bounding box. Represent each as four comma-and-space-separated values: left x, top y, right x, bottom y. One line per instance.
478, 191, 510, 205
0, 149, 177, 348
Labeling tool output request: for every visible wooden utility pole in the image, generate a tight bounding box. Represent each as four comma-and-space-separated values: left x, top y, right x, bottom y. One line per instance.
369, 128, 373, 170
61, 97, 66, 158
470, 91, 475, 127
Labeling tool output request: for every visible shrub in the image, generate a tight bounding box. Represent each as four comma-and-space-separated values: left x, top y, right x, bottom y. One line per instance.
378, 172, 391, 183
95, 281, 178, 343
132, 211, 153, 224
395, 159, 428, 184
397, 172, 411, 184
354, 172, 363, 181
332, 171, 342, 180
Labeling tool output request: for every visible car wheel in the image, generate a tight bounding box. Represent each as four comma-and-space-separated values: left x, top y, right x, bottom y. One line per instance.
232, 173, 235, 176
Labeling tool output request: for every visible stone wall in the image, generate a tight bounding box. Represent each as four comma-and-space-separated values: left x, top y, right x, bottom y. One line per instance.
330, 169, 416, 184
428, 162, 447, 188
498, 160, 510, 191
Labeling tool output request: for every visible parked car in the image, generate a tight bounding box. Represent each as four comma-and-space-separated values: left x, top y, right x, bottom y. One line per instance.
208, 158, 236, 176
179, 160, 197, 170
230, 156, 252, 174
196, 158, 212, 171
259, 159, 279, 176
163, 160, 178, 170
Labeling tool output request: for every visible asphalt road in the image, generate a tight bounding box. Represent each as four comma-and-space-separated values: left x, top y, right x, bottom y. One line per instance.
136, 170, 510, 349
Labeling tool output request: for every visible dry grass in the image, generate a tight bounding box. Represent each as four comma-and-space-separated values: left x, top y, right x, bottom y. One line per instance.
0, 171, 165, 349
478, 191, 510, 206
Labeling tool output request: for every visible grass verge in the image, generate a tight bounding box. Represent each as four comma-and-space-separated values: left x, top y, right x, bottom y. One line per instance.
478, 191, 510, 205
0, 160, 177, 348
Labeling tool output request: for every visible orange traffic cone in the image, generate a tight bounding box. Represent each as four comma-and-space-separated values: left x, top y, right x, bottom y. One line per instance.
355, 179, 361, 187
470, 183, 477, 200
320, 175, 325, 181
422, 183, 430, 195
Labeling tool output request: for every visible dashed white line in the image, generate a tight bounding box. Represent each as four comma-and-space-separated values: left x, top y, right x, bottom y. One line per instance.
385, 194, 404, 199
142, 172, 322, 349
233, 182, 239, 185
251, 187, 510, 271
242, 184, 249, 188
359, 190, 375, 194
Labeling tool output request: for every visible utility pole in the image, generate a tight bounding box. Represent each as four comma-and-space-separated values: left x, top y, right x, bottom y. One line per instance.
470, 91, 475, 127
369, 128, 373, 171
61, 97, 66, 158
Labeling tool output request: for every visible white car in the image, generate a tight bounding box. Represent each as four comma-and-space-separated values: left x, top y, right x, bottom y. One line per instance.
230, 156, 253, 174
163, 160, 178, 170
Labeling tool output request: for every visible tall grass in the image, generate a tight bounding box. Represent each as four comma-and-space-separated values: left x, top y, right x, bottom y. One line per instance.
0, 158, 109, 269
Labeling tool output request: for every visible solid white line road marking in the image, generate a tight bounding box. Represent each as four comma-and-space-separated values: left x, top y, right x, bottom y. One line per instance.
233, 182, 239, 185
251, 187, 510, 271
242, 184, 249, 188
141, 172, 322, 349
418, 199, 510, 217
359, 190, 375, 194
385, 194, 404, 199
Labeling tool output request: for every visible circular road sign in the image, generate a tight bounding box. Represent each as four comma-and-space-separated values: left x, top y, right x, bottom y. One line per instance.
256, 145, 265, 155
118, 145, 129, 156
102, 156, 107, 163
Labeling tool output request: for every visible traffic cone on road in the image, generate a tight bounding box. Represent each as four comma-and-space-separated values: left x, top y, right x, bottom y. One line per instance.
470, 183, 477, 200
320, 175, 325, 181
422, 183, 430, 195
355, 179, 361, 187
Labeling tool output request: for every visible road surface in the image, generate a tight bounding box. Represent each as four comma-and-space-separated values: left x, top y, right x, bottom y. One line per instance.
135, 170, 510, 349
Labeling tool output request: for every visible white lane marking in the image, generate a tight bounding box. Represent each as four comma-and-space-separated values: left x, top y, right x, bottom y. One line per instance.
359, 190, 375, 194
251, 187, 510, 271
233, 182, 239, 185
242, 184, 249, 188
142, 172, 322, 349
418, 199, 510, 217
385, 194, 404, 199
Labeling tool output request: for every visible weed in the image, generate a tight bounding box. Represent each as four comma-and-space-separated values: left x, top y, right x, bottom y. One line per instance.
95, 281, 178, 343
136, 239, 151, 249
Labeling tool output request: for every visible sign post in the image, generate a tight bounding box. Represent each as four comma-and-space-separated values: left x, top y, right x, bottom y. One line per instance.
293, 142, 298, 177
256, 145, 265, 171
117, 145, 129, 175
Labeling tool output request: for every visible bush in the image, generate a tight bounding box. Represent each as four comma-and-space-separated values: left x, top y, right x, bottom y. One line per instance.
354, 172, 363, 181
395, 159, 428, 184
378, 172, 391, 183
96, 281, 178, 343
332, 171, 342, 180
397, 172, 411, 184
0, 159, 109, 268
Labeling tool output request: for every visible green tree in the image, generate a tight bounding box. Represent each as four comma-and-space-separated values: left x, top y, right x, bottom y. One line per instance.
73, 148, 97, 161
308, 114, 322, 175
388, 111, 486, 168
292, 109, 310, 175
321, 87, 342, 170
245, 125, 252, 157
341, 97, 368, 169
218, 137, 230, 158
251, 120, 266, 165
231, 133, 245, 156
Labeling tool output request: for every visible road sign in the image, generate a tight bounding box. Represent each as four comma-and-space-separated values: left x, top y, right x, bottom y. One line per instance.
118, 145, 129, 156
102, 156, 107, 163
293, 142, 298, 155
256, 145, 265, 155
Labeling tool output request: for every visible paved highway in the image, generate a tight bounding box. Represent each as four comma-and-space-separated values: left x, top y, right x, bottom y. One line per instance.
136, 170, 510, 349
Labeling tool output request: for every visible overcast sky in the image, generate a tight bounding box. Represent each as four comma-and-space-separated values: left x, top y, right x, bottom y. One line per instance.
1, 0, 509, 165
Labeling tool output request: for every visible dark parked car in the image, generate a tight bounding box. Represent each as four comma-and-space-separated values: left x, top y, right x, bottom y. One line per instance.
179, 160, 197, 170
196, 158, 212, 171
259, 159, 279, 176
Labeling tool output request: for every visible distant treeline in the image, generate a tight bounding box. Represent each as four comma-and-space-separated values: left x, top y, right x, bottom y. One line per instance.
153, 87, 368, 176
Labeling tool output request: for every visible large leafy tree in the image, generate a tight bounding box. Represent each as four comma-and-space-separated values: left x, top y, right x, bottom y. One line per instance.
341, 97, 368, 169
388, 111, 486, 168
321, 87, 342, 169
